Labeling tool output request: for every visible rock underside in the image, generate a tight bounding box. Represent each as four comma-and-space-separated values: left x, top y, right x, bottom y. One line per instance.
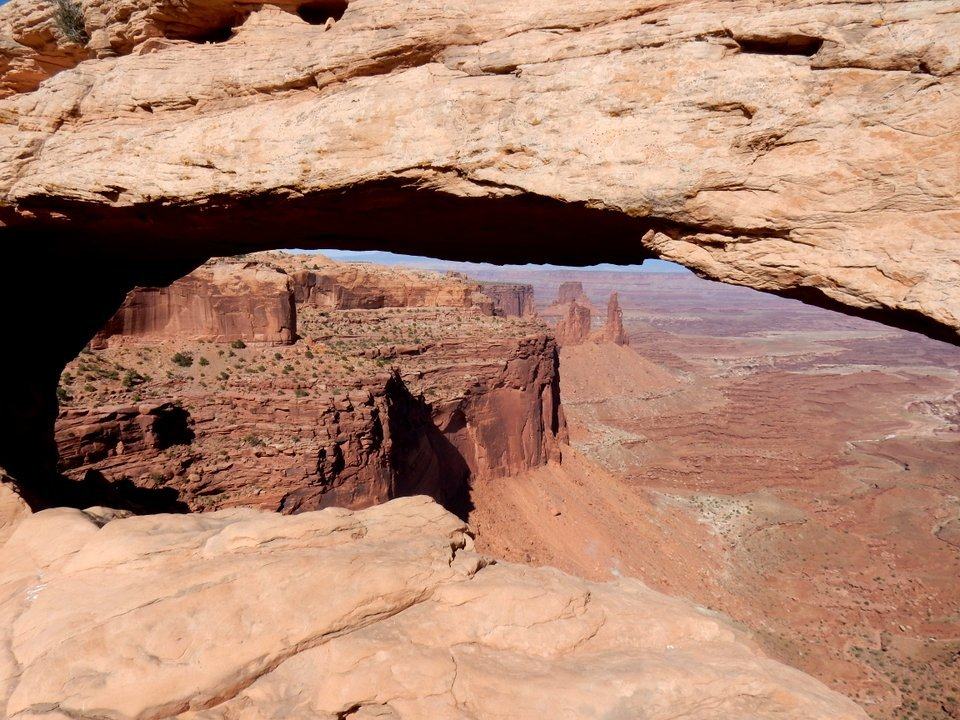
0, 496, 869, 720
0, 0, 957, 339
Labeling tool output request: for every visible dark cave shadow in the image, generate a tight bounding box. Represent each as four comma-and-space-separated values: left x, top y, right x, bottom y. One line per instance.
385, 374, 475, 521
33, 471, 190, 515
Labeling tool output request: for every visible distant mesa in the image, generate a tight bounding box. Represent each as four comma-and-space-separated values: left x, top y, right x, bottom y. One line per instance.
557, 281, 590, 307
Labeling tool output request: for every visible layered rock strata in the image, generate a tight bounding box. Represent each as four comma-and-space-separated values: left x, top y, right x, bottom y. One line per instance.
1, 0, 957, 339
0, 496, 869, 720
92, 261, 297, 348
478, 281, 536, 318
275, 254, 496, 314
56, 299, 564, 514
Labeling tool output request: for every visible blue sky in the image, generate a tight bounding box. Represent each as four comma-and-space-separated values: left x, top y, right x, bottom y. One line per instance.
301, 249, 690, 273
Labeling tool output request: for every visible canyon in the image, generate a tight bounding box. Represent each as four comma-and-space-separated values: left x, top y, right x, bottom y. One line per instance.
0, 0, 958, 717
55, 253, 561, 515
431, 262, 959, 720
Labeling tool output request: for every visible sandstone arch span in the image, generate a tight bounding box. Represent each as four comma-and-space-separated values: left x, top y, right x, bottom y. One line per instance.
0, 0, 958, 498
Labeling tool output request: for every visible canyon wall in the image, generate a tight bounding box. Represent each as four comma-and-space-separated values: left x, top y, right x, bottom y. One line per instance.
280, 255, 494, 314
93, 262, 297, 348
478, 281, 536, 318
55, 258, 563, 515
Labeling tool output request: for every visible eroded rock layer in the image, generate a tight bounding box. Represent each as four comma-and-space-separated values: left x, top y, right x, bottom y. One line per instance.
55, 258, 563, 513
92, 261, 297, 347
1, 0, 958, 495
0, 496, 869, 720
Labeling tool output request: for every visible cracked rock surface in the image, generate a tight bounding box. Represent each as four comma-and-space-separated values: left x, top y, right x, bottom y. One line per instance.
0, 496, 868, 719
0, 0, 957, 340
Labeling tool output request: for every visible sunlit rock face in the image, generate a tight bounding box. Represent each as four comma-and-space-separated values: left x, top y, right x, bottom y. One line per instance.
54, 255, 565, 515
92, 261, 297, 348
0, 0, 957, 340
0, 496, 870, 720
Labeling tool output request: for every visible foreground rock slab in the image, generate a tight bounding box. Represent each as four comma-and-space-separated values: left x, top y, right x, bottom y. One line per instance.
0, 496, 867, 719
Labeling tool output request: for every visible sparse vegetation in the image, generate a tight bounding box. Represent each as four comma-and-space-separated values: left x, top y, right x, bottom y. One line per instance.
51, 0, 89, 44
230, 339, 247, 349
171, 352, 194, 367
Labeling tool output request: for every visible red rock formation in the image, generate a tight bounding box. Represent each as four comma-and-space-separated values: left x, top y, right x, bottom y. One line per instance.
55, 402, 193, 471
277, 254, 494, 313
600, 291, 629, 345
478, 282, 535, 318
554, 301, 592, 346
57, 301, 565, 515
92, 261, 296, 348
557, 281, 589, 306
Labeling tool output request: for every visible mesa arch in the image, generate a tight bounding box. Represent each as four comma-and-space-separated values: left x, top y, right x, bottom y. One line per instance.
0, 0, 958, 499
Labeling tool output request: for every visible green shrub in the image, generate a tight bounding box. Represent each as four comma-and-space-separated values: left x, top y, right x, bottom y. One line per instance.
230, 339, 247, 349
198, 357, 210, 367
51, 0, 89, 44
171, 352, 194, 367
122, 370, 145, 388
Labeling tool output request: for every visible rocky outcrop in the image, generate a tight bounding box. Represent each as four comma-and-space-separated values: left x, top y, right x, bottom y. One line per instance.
93, 261, 297, 348
0, 470, 29, 545
556, 282, 590, 307
0, 0, 93, 97
0, 496, 869, 720
479, 281, 536, 318
277, 254, 495, 314
599, 291, 629, 346
55, 401, 193, 471
554, 301, 592, 346
3, 0, 956, 338
56, 302, 565, 515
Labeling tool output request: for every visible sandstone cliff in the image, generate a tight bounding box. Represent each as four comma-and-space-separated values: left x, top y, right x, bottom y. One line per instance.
554, 301, 592, 346
0, 496, 869, 720
2, 0, 958, 497
274, 253, 496, 314
557, 282, 590, 307
93, 261, 297, 347
57, 299, 564, 514
478, 281, 535, 318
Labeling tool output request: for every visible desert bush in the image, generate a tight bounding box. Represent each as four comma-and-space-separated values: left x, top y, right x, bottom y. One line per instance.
171, 352, 194, 367
51, 0, 89, 44
230, 339, 247, 349
122, 370, 145, 388
198, 357, 210, 367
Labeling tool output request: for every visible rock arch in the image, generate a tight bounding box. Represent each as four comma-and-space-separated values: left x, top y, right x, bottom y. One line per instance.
0, 0, 957, 498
